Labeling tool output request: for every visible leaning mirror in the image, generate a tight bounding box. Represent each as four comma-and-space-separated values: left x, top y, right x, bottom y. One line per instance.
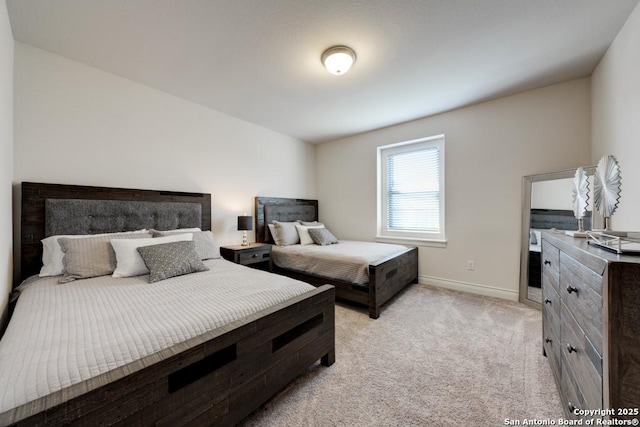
519, 166, 598, 309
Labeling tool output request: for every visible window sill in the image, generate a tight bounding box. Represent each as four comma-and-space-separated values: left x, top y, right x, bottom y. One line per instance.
375, 235, 447, 248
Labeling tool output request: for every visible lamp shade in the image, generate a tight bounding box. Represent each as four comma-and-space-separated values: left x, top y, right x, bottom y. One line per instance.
237, 216, 253, 231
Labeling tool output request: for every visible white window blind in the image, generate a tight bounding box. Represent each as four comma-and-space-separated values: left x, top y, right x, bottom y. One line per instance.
377, 135, 445, 242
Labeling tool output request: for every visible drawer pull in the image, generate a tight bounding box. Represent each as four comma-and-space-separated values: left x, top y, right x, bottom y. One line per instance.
545, 337, 552, 344
567, 344, 577, 354
566, 285, 578, 294
544, 259, 551, 266
544, 298, 551, 305
252, 253, 259, 258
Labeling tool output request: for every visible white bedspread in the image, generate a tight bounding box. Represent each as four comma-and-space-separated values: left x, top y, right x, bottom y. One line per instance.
272, 240, 410, 285
0, 259, 314, 413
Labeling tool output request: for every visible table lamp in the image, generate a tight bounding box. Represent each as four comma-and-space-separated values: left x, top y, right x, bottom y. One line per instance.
237, 215, 253, 246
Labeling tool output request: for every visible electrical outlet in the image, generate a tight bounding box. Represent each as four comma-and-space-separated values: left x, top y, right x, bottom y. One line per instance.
467, 260, 475, 270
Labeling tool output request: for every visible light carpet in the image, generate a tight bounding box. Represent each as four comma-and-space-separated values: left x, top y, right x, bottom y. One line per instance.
241, 283, 563, 426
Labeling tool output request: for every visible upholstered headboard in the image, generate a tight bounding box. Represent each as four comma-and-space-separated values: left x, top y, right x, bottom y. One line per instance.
530, 209, 592, 231
20, 182, 211, 282
44, 199, 202, 237
254, 197, 318, 243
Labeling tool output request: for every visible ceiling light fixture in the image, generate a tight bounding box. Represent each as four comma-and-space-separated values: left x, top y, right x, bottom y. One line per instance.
321, 46, 356, 75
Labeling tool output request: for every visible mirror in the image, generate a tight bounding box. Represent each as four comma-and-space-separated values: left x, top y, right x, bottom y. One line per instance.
519, 166, 598, 309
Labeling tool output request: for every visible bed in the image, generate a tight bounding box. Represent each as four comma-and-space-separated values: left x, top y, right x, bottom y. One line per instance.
255, 197, 419, 319
0, 182, 335, 426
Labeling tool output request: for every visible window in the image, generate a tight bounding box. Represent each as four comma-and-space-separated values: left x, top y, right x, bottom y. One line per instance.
377, 135, 445, 243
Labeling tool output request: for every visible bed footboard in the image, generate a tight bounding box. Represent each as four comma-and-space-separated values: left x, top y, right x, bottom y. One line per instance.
0, 285, 335, 426
368, 247, 419, 319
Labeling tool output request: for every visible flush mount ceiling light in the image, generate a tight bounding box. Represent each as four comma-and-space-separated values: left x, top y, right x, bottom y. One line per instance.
321, 46, 356, 75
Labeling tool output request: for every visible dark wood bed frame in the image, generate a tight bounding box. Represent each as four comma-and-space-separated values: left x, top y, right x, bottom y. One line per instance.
2, 182, 335, 426
255, 196, 419, 319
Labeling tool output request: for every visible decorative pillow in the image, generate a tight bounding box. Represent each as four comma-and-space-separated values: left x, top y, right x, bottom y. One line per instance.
40, 229, 148, 277
530, 230, 538, 245
58, 232, 153, 283
298, 220, 324, 227
295, 224, 325, 245
268, 224, 277, 244
272, 221, 300, 246
308, 227, 339, 246
152, 230, 220, 260
111, 233, 193, 278
137, 241, 209, 283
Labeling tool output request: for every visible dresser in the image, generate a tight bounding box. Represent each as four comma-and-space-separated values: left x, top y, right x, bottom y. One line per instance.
541, 232, 640, 421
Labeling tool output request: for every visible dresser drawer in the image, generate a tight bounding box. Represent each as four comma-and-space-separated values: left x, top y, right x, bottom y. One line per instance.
541, 240, 560, 293
542, 281, 560, 339
562, 359, 592, 421
543, 311, 561, 384
560, 252, 603, 356
560, 302, 602, 413
238, 249, 271, 265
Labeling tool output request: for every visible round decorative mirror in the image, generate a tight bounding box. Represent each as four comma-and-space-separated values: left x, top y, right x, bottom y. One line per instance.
593, 155, 621, 229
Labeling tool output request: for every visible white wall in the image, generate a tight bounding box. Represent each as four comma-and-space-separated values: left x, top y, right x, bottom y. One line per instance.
591, 2, 640, 231
13, 43, 316, 258
0, 3, 14, 324
531, 178, 574, 210
316, 79, 592, 300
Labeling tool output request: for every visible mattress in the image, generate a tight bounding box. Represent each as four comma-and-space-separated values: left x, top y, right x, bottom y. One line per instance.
0, 259, 314, 413
272, 240, 410, 285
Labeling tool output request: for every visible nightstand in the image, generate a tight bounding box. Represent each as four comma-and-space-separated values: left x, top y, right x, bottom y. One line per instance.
220, 243, 272, 270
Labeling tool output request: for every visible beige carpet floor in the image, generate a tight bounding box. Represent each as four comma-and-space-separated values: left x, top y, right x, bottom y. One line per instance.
241, 283, 563, 427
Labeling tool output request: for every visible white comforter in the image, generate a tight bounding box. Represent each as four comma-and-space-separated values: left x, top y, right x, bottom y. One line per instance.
272, 240, 410, 285
0, 259, 314, 413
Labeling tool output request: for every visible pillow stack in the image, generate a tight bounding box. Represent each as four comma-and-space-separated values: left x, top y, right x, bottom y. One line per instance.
40, 227, 220, 284
269, 220, 339, 246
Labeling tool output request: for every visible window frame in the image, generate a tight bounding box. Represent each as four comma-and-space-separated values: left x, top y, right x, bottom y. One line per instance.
376, 135, 446, 246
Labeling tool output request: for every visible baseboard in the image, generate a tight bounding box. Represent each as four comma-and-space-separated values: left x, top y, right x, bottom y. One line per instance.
419, 275, 519, 302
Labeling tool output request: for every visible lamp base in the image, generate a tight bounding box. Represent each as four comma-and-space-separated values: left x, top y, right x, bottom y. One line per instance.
241, 230, 249, 246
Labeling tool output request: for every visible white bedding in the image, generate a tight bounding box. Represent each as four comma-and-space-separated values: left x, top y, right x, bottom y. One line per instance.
272, 240, 410, 285
0, 259, 314, 413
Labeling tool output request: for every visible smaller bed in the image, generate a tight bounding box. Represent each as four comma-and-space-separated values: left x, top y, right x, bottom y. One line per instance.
255, 197, 419, 319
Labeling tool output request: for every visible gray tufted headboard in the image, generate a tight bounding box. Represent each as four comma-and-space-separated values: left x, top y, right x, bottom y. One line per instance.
530, 209, 592, 231
254, 197, 318, 243
19, 182, 211, 283
45, 199, 202, 237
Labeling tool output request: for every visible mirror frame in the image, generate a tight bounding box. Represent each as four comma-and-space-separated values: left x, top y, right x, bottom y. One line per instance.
519, 166, 597, 309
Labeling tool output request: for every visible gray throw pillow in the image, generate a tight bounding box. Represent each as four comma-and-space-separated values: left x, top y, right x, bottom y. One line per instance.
58, 232, 153, 283
308, 228, 339, 246
151, 230, 220, 260
137, 240, 209, 283
530, 230, 537, 245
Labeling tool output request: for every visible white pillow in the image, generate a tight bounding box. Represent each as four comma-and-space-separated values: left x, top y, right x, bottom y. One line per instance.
111, 233, 193, 278
40, 229, 148, 277
272, 221, 300, 246
295, 224, 325, 245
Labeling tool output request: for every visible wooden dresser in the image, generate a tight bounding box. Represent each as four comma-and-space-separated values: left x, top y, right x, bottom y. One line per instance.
541, 232, 640, 421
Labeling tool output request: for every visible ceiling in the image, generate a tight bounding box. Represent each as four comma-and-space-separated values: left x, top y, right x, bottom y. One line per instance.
6, 0, 640, 143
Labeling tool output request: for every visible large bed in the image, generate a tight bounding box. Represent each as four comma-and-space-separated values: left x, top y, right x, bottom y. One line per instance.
0, 182, 335, 426
255, 197, 419, 319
